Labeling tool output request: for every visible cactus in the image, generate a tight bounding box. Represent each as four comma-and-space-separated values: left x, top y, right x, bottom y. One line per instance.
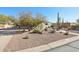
57, 12, 61, 30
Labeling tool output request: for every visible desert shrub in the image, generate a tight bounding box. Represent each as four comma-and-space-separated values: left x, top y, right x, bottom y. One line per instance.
71, 25, 79, 30
59, 31, 62, 33
51, 25, 54, 28
50, 29, 55, 33
32, 30, 42, 34
64, 31, 69, 35
45, 28, 48, 31
23, 36, 29, 39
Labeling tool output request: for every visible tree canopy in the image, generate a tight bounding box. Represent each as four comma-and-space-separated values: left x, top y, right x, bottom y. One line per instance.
17, 11, 47, 30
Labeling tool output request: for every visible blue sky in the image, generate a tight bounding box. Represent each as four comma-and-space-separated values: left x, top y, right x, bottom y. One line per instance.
0, 7, 79, 23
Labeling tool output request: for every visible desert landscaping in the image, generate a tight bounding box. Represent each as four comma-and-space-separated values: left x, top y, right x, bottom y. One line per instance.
0, 7, 79, 52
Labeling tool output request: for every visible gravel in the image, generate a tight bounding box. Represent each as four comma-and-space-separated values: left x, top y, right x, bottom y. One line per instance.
3, 31, 75, 52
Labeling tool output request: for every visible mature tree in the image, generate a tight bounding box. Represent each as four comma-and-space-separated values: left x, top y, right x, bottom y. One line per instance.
18, 11, 48, 31
31, 19, 43, 27
35, 13, 48, 24
19, 11, 32, 20
18, 11, 33, 31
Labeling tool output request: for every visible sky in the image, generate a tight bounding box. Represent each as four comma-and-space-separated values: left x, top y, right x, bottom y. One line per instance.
0, 7, 79, 23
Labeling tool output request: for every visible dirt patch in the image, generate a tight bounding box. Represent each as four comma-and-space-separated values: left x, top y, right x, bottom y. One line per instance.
3, 31, 75, 52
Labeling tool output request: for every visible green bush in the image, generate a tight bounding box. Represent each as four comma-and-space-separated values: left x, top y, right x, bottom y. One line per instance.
32, 30, 42, 34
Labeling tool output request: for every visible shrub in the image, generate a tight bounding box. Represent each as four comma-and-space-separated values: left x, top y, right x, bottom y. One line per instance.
59, 31, 62, 33
50, 29, 55, 33
64, 32, 69, 35
23, 36, 29, 39
45, 28, 47, 31
32, 30, 42, 34
71, 25, 79, 30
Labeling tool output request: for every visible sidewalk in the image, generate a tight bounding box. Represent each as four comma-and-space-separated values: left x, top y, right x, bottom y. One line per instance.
0, 35, 13, 51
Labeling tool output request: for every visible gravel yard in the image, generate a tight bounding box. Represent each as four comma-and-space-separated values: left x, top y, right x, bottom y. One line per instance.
3, 31, 75, 52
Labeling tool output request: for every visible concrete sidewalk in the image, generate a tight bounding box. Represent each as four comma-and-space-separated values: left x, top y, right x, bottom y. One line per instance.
0, 35, 13, 51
